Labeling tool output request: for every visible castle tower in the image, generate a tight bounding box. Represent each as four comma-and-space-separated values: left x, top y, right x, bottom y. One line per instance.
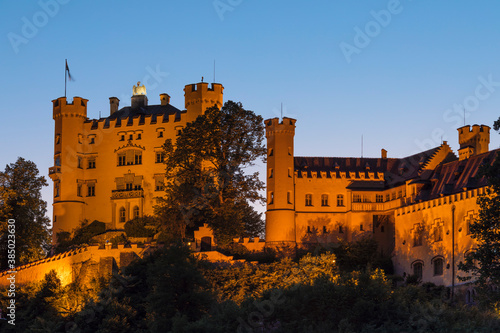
50, 96, 88, 243
183, 82, 224, 123
457, 124, 490, 160
265, 117, 297, 248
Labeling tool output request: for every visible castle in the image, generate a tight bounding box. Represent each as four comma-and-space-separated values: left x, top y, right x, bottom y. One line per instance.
265, 117, 497, 289
49, 81, 223, 248
48, 79, 497, 290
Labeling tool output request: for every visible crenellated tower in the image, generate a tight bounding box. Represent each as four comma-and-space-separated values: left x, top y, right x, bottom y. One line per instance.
184, 82, 224, 123
457, 124, 490, 160
265, 117, 297, 248
50, 96, 88, 243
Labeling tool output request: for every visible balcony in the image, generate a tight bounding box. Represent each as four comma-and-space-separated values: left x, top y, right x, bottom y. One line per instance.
111, 189, 144, 199
351, 199, 403, 212
49, 166, 61, 174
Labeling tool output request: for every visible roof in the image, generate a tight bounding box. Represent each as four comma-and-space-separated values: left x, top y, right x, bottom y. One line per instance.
415, 149, 499, 201
294, 145, 456, 188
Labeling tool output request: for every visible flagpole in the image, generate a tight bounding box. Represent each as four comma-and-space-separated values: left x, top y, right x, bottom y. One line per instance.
64, 59, 67, 98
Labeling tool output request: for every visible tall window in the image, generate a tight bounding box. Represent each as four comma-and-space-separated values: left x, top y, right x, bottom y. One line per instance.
157, 131, 164, 138
87, 184, 95, 197
88, 158, 96, 169
386, 194, 390, 202
119, 207, 126, 223
135, 153, 142, 165
77, 156, 82, 169
337, 194, 344, 206
321, 194, 329, 206
269, 192, 274, 205
118, 150, 142, 166
77, 184, 82, 197
155, 179, 164, 191
353, 194, 361, 203
376, 194, 383, 203
305, 194, 313, 206
156, 152, 165, 163
433, 258, 444, 276
413, 262, 423, 280
287, 191, 291, 204
55, 181, 60, 197
118, 154, 126, 166
434, 224, 443, 242
133, 206, 140, 219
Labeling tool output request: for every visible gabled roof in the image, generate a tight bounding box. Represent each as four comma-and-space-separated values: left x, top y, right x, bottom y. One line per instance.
415, 149, 498, 201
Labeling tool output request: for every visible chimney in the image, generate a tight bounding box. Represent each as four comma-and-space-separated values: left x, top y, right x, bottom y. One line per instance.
160, 93, 170, 106
381, 149, 387, 159
109, 97, 120, 115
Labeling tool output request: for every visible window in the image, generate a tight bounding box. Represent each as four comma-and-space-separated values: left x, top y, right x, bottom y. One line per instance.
158, 131, 164, 138
156, 152, 165, 163
77, 184, 82, 197
381, 226, 385, 233
135, 153, 142, 165
287, 191, 291, 204
88, 159, 96, 169
119, 207, 126, 223
55, 156, 61, 166
55, 181, 60, 197
129, 134, 133, 140
433, 258, 444, 276
392, 192, 396, 200
120, 135, 125, 141
155, 178, 164, 191
133, 206, 140, 219
77, 156, 82, 169
89, 137, 95, 144
307, 226, 312, 233
321, 194, 329, 206
305, 194, 312, 206
337, 194, 344, 206
288, 168, 292, 178
339, 226, 344, 233
269, 192, 274, 205
269, 169, 273, 178
413, 262, 423, 280
137, 133, 141, 140
376, 194, 383, 203
87, 184, 95, 197
386, 194, 390, 202
55, 135, 61, 144
360, 224, 364, 231
397, 190, 402, 198
322, 226, 328, 234
268, 148, 273, 156
126, 183, 133, 191
118, 154, 126, 166
353, 194, 361, 203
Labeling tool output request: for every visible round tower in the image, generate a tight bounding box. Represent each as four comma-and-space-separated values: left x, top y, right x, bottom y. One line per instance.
265, 117, 296, 248
50, 96, 88, 244
183, 82, 224, 123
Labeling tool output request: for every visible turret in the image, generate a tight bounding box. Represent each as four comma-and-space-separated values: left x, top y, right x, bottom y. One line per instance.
50, 96, 88, 244
109, 97, 119, 115
184, 82, 224, 123
265, 117, 297, 249
457, 124, 490, 160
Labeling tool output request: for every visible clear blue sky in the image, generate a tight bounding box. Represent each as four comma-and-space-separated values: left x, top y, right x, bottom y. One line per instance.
1, 0, 500, 220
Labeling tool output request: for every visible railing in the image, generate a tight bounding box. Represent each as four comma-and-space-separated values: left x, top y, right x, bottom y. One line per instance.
111, 189, 144, 199
351, 199, 403, 211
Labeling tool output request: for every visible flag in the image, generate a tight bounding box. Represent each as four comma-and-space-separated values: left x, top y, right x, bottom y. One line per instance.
65, 60, 73, 81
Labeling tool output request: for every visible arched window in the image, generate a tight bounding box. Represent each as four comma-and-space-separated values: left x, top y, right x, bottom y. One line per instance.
119, 207, 126, 223
305, 194, 313, 206
433, 257, 444, 276
133, 206, 140, 219
412, 261, 423, 280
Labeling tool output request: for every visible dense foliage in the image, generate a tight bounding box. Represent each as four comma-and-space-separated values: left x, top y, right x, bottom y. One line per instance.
0, 157, 51, 267
55, 220, 107, 253
2, 245, 500, 332
155, 101, 266, 245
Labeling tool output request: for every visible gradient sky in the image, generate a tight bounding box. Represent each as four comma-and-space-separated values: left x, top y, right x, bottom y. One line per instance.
1, 0, 500, 220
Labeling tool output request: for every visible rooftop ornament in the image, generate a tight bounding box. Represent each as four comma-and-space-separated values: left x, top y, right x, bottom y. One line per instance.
133, 81, 146, 96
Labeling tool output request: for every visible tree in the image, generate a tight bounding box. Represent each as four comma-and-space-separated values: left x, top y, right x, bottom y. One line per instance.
0, 157, 51, 267
155, 101, 266, 245
459, 118, 500, 303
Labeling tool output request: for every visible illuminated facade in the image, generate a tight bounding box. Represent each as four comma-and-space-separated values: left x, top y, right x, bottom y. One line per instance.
49, 81, 223, 243
265, 117, 497, 286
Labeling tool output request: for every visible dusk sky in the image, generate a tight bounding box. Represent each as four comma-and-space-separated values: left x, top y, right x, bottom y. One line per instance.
1, 1, 500, 220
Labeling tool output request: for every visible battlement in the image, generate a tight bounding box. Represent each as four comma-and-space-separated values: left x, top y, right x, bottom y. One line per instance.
265, 117, 296, 137
52, 96, 88, 119
232, 236, 266, 252
184, 82, 224, 110
458, 124, 490, 144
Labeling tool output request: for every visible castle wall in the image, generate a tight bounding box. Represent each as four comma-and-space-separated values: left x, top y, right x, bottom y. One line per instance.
393, 188, 482, 286
0, 245, 146, 287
